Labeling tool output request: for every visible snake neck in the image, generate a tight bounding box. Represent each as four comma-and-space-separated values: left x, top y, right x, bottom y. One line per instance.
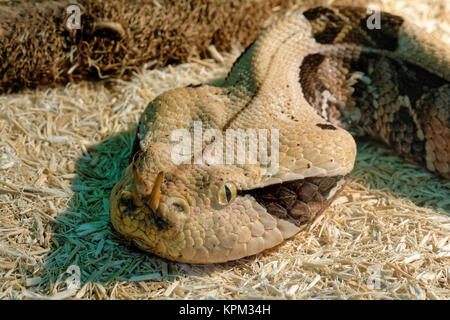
222, 5, 450, 179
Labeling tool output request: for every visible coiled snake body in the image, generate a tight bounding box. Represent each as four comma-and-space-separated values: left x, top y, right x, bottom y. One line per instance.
110, 6, 450, 263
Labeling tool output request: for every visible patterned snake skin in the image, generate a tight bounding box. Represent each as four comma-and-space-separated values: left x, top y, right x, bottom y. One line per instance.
110, 6, 450, 263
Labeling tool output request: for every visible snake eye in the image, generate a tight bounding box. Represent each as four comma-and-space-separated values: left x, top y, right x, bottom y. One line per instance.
217, 182, 237, 206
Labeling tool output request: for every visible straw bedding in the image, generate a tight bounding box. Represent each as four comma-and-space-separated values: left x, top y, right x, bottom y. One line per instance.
0, 0, 449, 299
0, 0, 295, 93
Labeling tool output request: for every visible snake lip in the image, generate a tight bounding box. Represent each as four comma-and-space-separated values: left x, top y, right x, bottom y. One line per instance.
241, 175, 345, 226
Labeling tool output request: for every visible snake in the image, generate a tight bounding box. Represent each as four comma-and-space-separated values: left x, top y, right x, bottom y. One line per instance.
109, 6, 450, 264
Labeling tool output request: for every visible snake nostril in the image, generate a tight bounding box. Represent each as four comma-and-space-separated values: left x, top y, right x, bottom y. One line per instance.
171, 203, 184, 213
166, 197, 191, 215
118, 191, 136, 213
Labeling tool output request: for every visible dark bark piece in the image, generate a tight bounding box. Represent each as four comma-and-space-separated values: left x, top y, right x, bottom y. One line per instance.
278, 186, 297, 209
313, 192, 324, 202
289, 200, 311, 223
265, 202, 289, 218
260, 191, 278, 202
318, 177, 337, 192
284, 180, 304, 194
297, 181, 319, 202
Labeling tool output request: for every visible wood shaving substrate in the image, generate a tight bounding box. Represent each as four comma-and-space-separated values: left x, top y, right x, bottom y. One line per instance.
0, 0, 449, 300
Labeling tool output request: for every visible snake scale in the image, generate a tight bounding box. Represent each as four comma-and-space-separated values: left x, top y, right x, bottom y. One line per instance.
110, 6, 450, 264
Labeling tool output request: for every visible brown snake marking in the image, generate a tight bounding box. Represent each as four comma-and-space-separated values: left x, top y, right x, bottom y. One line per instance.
110, 6, 450, 263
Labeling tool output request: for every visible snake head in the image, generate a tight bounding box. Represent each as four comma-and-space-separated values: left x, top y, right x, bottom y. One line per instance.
110, 140, 349, 264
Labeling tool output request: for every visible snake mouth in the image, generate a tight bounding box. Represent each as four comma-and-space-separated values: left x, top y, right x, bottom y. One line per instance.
242, 175, 345, 226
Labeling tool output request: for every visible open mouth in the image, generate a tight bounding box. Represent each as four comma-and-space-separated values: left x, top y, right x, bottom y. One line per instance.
242, 175, 345, 226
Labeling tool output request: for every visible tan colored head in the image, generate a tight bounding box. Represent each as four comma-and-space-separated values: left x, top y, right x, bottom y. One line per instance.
110, 140, 352, 263
109, 77, 356, 264
110, 6, 363, 263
